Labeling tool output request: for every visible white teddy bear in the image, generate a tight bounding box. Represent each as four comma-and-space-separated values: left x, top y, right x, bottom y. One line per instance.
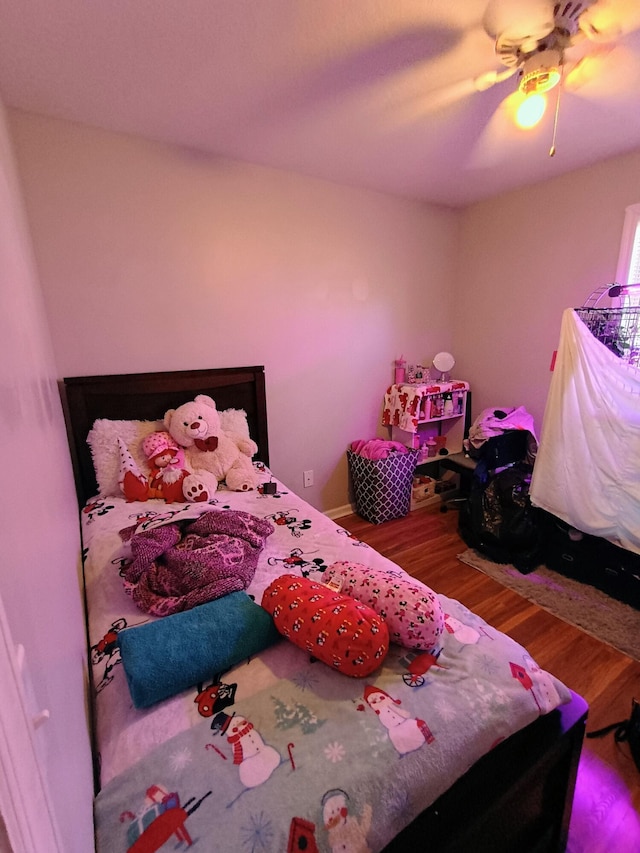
163, 395, 258, 502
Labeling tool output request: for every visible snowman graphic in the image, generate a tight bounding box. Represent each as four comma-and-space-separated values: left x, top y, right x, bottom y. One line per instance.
443, 613, 482, 645
363, 686, 434, 755
321, 788, 372, 853
523, 654, 562, 713
211, 711, 281, 788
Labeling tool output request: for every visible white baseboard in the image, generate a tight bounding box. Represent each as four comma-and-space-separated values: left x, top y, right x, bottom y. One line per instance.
325, 503, 354, 521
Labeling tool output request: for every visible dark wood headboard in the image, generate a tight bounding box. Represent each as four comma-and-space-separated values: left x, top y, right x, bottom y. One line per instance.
60, 366, 269, 505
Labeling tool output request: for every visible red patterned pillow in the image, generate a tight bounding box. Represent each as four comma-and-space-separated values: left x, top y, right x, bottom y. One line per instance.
325, 561, 444, 651
261, 575, 389, 677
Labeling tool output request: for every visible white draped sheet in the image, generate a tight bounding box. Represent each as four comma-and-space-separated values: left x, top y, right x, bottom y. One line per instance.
530, 308, 640, 555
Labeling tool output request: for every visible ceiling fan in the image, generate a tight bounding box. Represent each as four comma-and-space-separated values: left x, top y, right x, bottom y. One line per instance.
471, 0, 639, 141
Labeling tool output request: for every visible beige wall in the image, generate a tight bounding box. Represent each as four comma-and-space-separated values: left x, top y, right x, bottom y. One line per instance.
0, 101, 93, 851
9, 110, 459, 512
9, 110, 640, 514
453, 151, 640, 435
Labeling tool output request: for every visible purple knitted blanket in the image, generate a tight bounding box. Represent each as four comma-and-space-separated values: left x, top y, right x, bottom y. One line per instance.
122, 510, 274, 616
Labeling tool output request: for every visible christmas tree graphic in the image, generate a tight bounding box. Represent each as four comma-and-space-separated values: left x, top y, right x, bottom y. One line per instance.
271, 696, 326, 734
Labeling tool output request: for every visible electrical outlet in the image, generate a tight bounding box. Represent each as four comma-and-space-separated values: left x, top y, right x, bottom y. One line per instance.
303, 470, 314, 488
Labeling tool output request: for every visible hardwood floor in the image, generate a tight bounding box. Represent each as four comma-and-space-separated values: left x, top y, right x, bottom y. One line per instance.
335, 504, 640, 853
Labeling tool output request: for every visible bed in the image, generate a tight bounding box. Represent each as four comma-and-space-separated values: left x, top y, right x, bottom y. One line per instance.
61, 365, 588, 853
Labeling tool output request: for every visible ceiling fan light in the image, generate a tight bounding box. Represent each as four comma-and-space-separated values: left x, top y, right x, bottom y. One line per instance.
519, 48, 562, 95
516, 93, 547, 128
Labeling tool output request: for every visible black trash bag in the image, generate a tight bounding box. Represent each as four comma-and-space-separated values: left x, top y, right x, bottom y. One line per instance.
458, 462, 542, 573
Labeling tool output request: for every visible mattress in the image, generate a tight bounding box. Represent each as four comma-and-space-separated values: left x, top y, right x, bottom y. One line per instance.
83, 464, 572, 853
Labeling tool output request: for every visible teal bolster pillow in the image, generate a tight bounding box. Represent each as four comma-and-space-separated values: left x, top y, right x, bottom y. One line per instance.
117, 591, 280, 708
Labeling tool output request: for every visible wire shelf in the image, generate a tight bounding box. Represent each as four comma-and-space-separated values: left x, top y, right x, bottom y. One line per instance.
575, 307, 640, 367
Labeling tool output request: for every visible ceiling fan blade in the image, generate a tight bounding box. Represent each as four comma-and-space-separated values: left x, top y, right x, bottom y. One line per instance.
579, 0, 640, 42
474, 66, 519, 91
394, 66, 516, 123
482, 0, 555, 41
414, 77, 480, 114
565, 42, 640, 100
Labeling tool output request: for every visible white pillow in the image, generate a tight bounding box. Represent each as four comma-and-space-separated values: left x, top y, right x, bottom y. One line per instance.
87, 419, 162, 497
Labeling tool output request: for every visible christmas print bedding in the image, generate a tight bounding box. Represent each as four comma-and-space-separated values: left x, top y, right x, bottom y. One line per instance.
83, 464, 572, 853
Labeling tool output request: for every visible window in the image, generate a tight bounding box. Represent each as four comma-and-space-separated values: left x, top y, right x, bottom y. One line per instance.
616, 203, 640, 307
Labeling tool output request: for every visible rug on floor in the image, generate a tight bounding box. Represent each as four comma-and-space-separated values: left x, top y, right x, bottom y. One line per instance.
457, 548, 640, 662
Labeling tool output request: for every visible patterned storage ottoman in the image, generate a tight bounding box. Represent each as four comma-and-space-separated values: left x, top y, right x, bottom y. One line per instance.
347, 448, 418, 524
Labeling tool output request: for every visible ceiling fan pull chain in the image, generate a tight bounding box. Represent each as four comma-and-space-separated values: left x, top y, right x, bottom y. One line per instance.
549, 63, 565, 158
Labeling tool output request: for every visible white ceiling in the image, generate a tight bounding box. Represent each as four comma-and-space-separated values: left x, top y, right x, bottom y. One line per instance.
1, 0, 640, 207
